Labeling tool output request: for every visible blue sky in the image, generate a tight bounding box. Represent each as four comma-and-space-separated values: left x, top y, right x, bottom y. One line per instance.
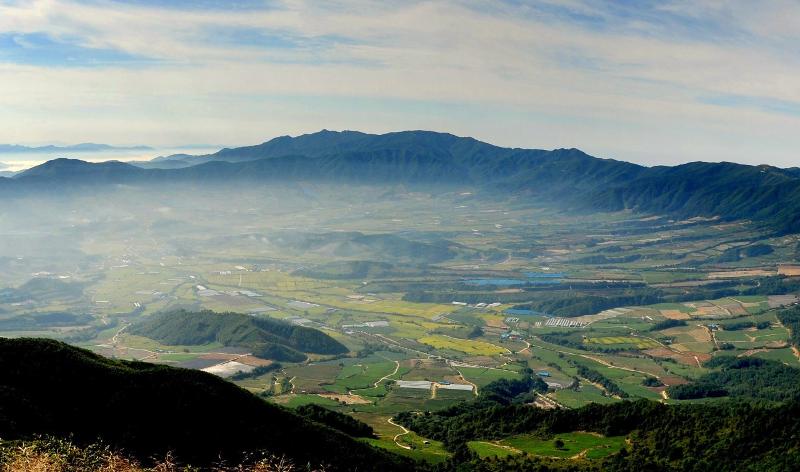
0, 0, 799, 167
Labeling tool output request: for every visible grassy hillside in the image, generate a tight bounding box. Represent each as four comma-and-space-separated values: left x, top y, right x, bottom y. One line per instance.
129, 310, 347, 362
0, 338, 409, 471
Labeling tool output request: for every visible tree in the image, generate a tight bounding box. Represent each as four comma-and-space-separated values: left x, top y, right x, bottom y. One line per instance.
467, 326, 484, 339
553, 439, 565, 450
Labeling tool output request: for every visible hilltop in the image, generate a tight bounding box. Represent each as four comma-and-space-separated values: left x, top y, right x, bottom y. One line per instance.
0, 143, 152, 154
0, 338, 410, 471
129, 310, 348, 362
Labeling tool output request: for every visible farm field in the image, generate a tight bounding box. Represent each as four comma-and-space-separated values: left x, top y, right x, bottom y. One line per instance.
2, 184, 800, 466
468, 432, 625, 459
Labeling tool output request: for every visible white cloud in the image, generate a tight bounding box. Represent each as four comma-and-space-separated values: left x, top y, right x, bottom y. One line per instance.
0, 0, 798, 166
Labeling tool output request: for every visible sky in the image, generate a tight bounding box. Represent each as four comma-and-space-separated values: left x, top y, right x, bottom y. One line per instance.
0, 0, 799, 167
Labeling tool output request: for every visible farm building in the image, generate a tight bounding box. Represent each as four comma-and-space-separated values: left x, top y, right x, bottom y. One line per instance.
438, 383, 474, 391
545, 317, 585, 328
396, 380, 433, 389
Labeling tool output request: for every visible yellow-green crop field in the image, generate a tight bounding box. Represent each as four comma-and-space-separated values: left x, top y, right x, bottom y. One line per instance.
585, 336, 661, 349
418, 335, 507, 356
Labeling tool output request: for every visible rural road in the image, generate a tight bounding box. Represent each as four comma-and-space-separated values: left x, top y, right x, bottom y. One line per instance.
387, 417, 412, 450
374, 360, 400, 387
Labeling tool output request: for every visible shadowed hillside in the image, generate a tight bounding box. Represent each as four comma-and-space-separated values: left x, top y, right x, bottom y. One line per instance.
0, 338, 410, 471
129, 310, 348, 362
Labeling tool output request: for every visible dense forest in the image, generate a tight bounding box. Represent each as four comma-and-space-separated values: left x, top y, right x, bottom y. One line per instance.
668, 357, 800, 401
777, 305, 800, 347
398, 385, 800, 471
129, 309, 347, 361
0, 338, 410, 471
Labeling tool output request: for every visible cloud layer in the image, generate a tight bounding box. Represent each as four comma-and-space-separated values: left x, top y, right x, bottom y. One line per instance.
0, 0, 799, 166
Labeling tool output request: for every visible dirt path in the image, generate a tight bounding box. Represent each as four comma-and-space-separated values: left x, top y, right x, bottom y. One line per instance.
582, 354, 658, 378
364, 332, 516, 373
349, 359, 401, 396
532, 341, 660, 378
455, 369, 479, 396
474, 441, 522, 454
775, 317, 800, 362
703, 325, 720, 350
387, 417, 412, 450
110, 323, 130, 346
374, 360, 400, 388
516, 339, 531, 354
536, 392, 565, 409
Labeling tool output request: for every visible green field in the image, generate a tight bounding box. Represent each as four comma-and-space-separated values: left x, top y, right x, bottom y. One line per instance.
468, 432, 626, 459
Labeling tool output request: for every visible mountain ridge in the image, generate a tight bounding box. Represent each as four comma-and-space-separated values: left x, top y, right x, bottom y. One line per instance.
0, 337, 411, 470
0, 143, 152, 154
5, 130, 800, 233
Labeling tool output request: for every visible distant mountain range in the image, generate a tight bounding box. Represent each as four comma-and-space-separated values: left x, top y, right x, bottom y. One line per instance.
3, 130, 800, 233
0, 143, 152, 153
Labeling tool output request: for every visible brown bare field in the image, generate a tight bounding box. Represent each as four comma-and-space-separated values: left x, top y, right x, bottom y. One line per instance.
660, 309, 690, 320
721, 304, 747, 316
668, 343, 689, 353
739, 348, 768, 357
318, 393, 371, 404
768, 294, 800, 307
238, 356, 273, 367
778, 265, 800, 276
200, 353, 240, 361
695, 305, 728, 317
643, 347, 674, 358
659, 376, 689, 386
644, 347, 709, 366
484, 317, 508, 329
462, 355, 497, 366
443, 374, 465, 383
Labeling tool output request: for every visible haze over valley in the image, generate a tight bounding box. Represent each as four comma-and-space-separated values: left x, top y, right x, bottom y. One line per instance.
3, 130, 800, 470
3, 1, 800, 471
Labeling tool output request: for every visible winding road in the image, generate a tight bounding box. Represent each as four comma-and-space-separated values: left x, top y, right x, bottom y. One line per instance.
387, 417, 412, 450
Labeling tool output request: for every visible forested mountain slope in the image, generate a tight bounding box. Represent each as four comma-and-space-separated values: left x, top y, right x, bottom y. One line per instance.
0, 338, 409, 471
5, 130, 800, 233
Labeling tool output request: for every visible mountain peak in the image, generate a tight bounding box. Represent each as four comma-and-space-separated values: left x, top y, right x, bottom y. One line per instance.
15, 158, 142, 180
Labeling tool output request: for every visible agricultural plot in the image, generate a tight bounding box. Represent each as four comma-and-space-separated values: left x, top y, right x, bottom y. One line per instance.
418, 334, 507, 356
271, 393, 341, 409
7, 185, 800, 428
283, 363, 341, 394
398, 359, 455, 382
434, 388, 475, 400
358, 413, 450, 464
333, 361, 398, 392
467, 441, 518, 459
503, 432, 626, 459
458, 367, 521, 387
552, 385, 618, 408
585, 336, 661, 349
